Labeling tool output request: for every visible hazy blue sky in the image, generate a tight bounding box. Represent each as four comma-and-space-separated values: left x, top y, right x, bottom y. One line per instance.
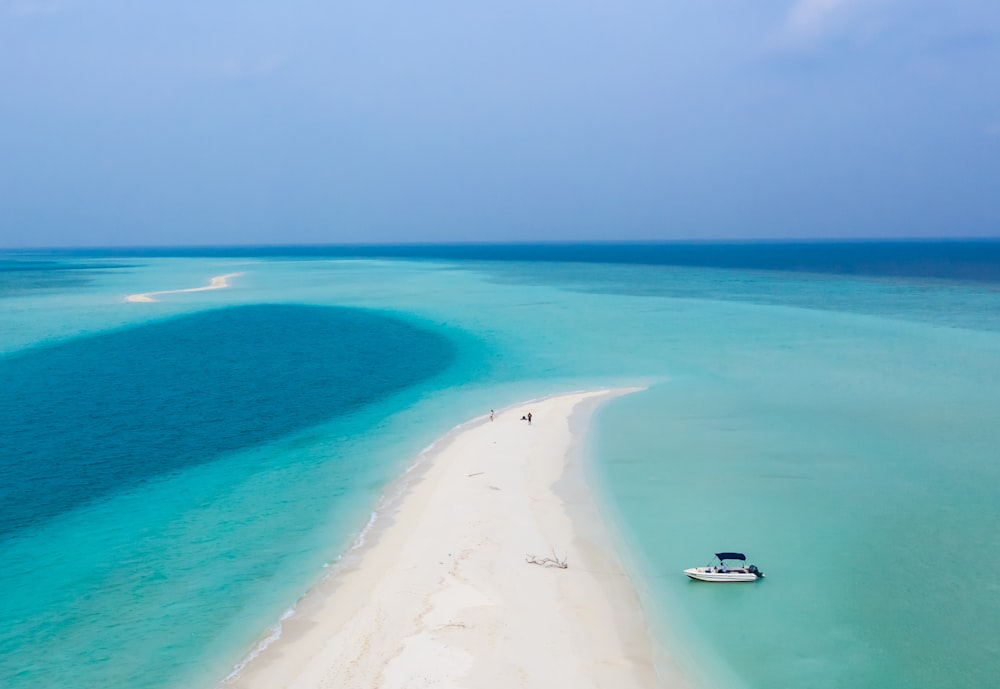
1, 0, 998, 247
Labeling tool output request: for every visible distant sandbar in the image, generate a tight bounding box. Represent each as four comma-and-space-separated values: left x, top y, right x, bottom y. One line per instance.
126, 273, 243, 303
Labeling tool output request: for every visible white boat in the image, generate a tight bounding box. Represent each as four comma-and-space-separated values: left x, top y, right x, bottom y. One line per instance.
684, 552, 764, 582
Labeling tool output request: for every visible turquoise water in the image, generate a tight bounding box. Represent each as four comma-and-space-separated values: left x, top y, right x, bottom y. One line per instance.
590, 322, 1000, 688
2, 250, 999, 688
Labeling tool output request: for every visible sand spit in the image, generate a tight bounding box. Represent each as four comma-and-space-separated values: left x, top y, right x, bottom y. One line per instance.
227, 389, 678, 689
126, 273, 243, 303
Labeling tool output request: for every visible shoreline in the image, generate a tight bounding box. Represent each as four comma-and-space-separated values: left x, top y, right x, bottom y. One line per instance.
126, 272, 243, 302
224, 389, 679, 689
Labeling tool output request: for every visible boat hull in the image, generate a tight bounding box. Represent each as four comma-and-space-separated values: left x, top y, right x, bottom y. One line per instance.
683, 567, 761, 582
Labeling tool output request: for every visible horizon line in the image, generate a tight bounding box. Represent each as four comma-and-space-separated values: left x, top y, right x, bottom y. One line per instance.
5, 236, 1000, 253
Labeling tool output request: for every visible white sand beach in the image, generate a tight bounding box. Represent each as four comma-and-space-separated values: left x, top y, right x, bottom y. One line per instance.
227, 389, 679, 689
126, 272, 243, 302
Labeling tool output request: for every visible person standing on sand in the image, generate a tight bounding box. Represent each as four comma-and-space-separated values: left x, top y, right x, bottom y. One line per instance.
490, 410, 494, 422
527, 412, 532, 424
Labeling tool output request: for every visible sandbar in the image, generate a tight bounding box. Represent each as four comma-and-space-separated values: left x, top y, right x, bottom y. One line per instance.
126, 272, 244, 302
226, 389, 680, 689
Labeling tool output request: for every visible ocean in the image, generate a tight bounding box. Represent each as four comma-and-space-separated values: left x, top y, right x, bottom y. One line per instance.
2, 242, 999, 688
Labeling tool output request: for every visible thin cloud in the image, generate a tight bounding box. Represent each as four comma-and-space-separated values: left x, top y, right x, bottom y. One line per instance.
786, 0, 854, 39
780, 0, 892, 49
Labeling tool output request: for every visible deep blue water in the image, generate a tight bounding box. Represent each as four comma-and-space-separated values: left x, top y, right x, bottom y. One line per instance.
0, 258, 136, 297
0, 304, 456, 536
12, 240, 1000, 283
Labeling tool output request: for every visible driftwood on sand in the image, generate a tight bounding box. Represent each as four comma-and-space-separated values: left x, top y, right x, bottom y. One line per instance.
525, 551, 568, 569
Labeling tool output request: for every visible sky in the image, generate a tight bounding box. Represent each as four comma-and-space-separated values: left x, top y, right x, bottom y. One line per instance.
1, 0, 998, 247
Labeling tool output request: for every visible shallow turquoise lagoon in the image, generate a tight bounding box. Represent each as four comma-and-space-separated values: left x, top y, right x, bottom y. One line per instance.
2, 252, 999, 689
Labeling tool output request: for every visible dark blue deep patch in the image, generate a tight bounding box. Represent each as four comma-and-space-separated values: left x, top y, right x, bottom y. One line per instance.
0, 305, 456, 535
40, 240, 1000, 283
0, 257, 137, 297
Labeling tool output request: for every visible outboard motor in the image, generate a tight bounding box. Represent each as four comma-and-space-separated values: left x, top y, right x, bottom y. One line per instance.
748, 564, 764, 578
